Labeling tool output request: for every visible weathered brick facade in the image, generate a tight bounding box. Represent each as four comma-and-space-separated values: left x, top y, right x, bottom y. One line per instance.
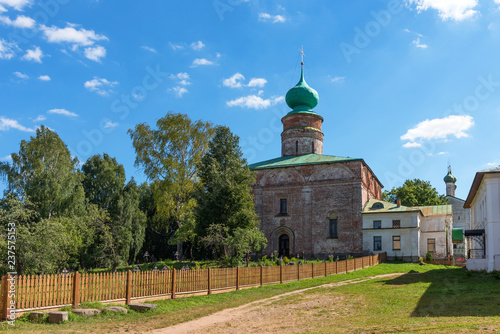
252, 161, 382, 258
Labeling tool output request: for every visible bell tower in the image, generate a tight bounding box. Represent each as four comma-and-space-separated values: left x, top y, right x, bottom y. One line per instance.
444, 165, 457, 197
281, 53, 323, 156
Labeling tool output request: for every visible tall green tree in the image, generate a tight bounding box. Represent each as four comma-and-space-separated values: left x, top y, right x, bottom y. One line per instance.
0, 194, 86, 275
0, 125, 85, 219
383, 179, 448, 206
128, 112, 213, 259
82, 153, 125, 210
81, 154, 146, 271
196, 126, 267, 263
0, 126, 90, 274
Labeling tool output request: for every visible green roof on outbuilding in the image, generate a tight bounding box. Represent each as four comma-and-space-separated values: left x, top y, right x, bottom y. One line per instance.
362, 198, 452, 216
248, 153, 360, 170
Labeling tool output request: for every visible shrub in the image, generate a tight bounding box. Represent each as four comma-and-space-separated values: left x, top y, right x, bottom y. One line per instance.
347, 255, 354, 260
425, 252, 433, 262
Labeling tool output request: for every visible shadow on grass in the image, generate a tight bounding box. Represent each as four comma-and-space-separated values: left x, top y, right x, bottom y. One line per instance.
384, 267, 500, 317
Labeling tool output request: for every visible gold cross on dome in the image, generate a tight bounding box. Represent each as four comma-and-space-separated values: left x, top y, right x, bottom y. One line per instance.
300, 46, 305, 64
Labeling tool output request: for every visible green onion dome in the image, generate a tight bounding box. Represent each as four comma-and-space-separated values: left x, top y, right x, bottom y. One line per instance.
444, 169, 457, 183
285, 65, 319, 113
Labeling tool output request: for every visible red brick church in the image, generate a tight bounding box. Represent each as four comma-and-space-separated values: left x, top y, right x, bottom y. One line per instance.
249, 61, 383, 258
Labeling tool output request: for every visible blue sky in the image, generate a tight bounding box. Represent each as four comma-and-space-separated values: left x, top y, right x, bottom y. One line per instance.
1, 0, 500, 200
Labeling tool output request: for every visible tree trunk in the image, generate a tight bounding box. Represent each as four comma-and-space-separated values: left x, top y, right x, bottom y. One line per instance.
177, 242, 183, 260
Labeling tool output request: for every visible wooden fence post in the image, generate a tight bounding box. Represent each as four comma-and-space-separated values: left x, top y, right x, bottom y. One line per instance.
280, 265, 283, 284
125, 270, 132, 305
1, 274, 13, 320
207, 268, 212, 295
73, 272, 81, 308
297, 264, 300, 281
260, 266, 263, 286
171, 269, 176, 299
236, 267, 240, 290
311, 263, 314, 278
335, 260, 338, 274
325, 262, 328, 277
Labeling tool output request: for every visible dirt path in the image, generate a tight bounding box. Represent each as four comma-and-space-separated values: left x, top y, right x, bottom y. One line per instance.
147, 273, 404, 334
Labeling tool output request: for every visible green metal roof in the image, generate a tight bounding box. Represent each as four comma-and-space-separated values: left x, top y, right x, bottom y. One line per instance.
248, 153, 360, 170
362, 198, 452, 216
452, 228, 464, 242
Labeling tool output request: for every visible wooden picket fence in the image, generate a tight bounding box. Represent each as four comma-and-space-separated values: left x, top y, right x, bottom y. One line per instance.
0, 253, 387, 320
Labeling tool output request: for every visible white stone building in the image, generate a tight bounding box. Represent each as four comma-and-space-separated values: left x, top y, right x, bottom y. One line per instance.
464, 165, 500, 272
362, 199, 453, 261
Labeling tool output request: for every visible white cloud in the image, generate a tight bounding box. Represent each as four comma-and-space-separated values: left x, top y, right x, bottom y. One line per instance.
223, 73, 245, 88
406, 0, 478, 21
0, 0, 32, 11
247, 78, 267, 88
487, 161, 500, 166
170, 86, 188, 98
84, 77, 118, 96
331, 76, 346, 83
412, 37, 428, 48
103, 121, 118, 128
170, 72, 191, 87
0, 5, 5, 12
13, 71, 28, 79
401, 115, 474, 147
402, 142, 422, 148
0, 14, 35, 28
258, 12, 286, 23
48, 108, 78, 117
226, 95, 284, 110
191, 58, 214, 67
190, 41, 205, 50
0, 116, 34, 132
141, 45, 157, 53
40, 23, 108, 46
169, 42, 184, 50
0, 38, 16, 59
38, 75, 50, 81
33, 115, 46, 122
21, 46, 43, 62
223, 73, 267, 88
403, 28, 423, 37
170, 72, 190, 81
1, 154, 12, 161
84, 45, 106, 62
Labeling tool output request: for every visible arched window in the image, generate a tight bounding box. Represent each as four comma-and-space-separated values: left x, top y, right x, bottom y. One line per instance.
312, 141, 314, 153
295, 141, 298, 154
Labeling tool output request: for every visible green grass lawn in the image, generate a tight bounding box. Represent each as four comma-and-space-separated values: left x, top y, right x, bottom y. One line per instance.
2, 262, 499, 333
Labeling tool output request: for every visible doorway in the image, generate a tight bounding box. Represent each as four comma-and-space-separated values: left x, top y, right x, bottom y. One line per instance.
279, 234, 290, 258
